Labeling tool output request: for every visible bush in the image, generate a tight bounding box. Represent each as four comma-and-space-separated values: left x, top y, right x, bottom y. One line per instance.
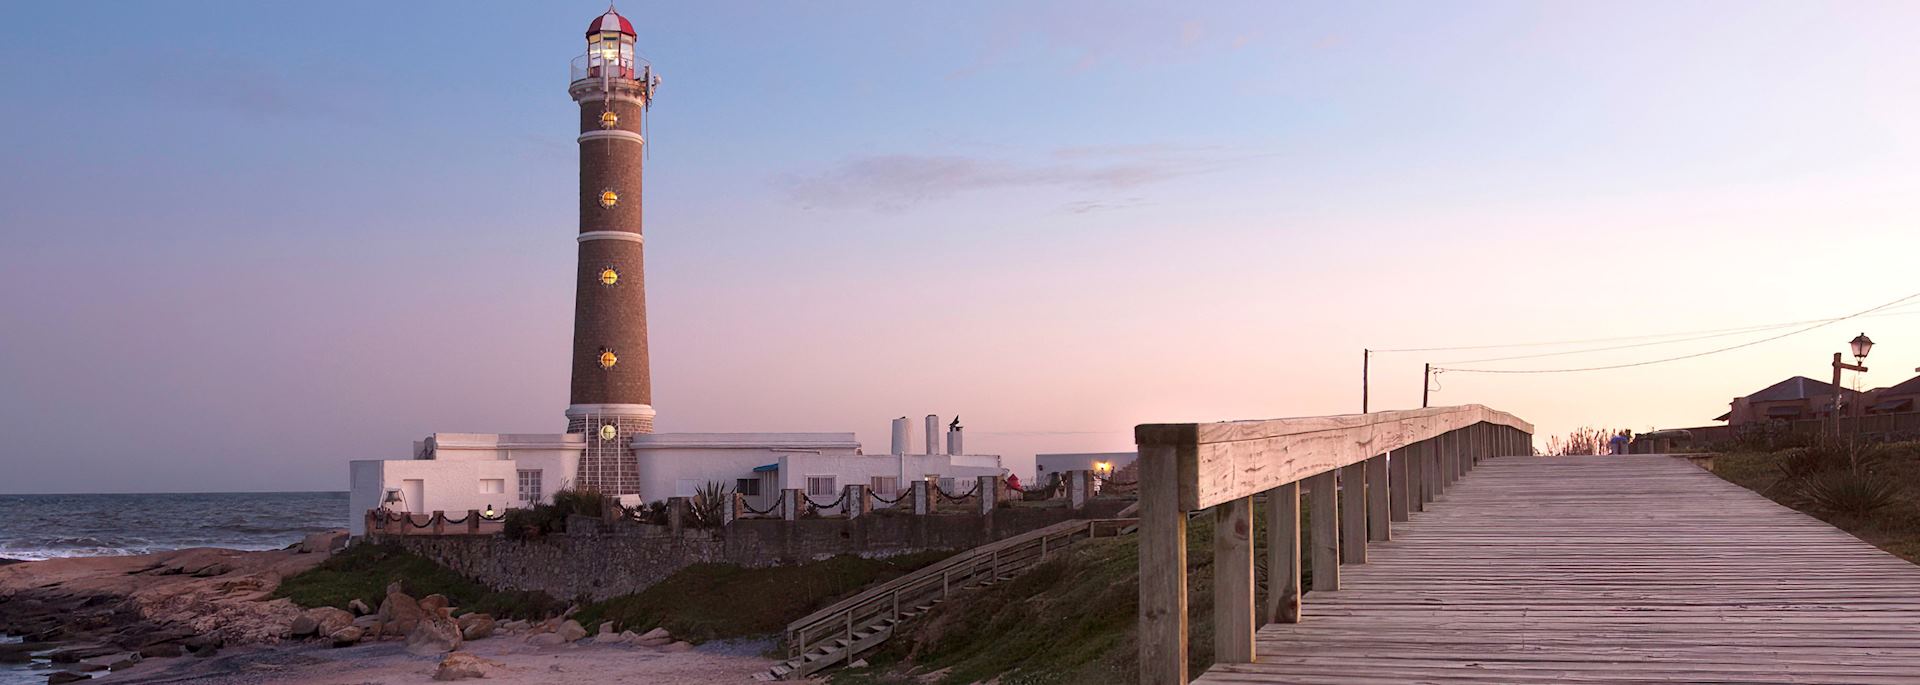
1792, 469, 1905, 518
502, 487, 610, 538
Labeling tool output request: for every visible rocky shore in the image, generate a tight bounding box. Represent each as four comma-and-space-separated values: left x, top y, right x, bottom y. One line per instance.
0, 531, 347, 683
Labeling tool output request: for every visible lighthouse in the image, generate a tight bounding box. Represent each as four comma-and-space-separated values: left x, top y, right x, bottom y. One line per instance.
565, 7, 659, 495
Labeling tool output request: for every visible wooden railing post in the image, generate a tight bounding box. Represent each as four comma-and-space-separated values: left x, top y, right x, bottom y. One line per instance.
1339, 462, 1367, 564
1265, 481, 1301, 624
1411, 440, 1429, 510
1389, 447, 1411, 523
1213, 495, 1255, 664
1136, 443, 1188, 684
1308, 470, 1339, 590
1366, 454, 1390, 541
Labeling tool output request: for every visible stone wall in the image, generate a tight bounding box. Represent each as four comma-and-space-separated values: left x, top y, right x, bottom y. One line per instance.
386, 501, 1131, 601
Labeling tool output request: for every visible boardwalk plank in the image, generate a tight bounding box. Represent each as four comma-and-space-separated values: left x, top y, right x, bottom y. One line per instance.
1193, 455, 1920, 684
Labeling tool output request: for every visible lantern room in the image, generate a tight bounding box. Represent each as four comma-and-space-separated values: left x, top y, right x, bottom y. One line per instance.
585, 8, 637, 80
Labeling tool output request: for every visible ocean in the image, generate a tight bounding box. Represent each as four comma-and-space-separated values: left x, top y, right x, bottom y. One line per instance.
0, 492, 349, 561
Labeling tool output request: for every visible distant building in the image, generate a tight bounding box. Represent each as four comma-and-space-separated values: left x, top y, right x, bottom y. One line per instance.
1716, 376, 1859, 425
346, 9, 1002, 534
1035, 452, 1136, 486
1864, 374, 1920, 415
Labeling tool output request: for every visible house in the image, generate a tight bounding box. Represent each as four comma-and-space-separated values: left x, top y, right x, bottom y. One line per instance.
1865, 374, 1920, 415
1717, 376, 1859, 425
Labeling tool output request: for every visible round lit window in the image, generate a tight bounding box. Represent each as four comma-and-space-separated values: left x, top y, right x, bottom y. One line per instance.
598, 350, 618, 369
599, 190, 619, 208
598, 423, 618, 441
599, 267, 619, 286
600, 110, 619, 129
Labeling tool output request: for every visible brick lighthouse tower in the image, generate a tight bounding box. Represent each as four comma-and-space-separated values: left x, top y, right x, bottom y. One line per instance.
565, 6, 659, 495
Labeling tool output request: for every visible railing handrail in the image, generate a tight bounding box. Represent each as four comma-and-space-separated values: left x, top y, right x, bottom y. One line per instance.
784, 517, 1131, 637
1136, 404, 1532, 511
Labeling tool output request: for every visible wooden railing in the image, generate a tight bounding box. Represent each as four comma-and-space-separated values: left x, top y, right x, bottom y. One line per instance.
1132, 404, 1532, 684
781, 517, 1135, 677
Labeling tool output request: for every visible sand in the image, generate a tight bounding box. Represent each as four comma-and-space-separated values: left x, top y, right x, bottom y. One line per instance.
86, 637, 781, 684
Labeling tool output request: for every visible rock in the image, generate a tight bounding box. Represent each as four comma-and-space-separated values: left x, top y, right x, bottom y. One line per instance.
306, 607, 355, 636
618, 630, 642, 645
348, 598, 373, 616
597, 621, 616, 636
848, 658, 869, 668
638, 627, 671, 641
77, 653, 139, 671
328, 626, 364, 648
138, 643, 184, 659
498, 619, 528, 632
289, 614, 319, 637
1, 643, 40, 663
48, 646, 121, 664
418, 594, 450, 615
433, 651, 497, 681
378, 592, 426, 636
386, 581, 405, 595
191, 643, 218, 658
526, 632, 566, 647
458, 614, 496, 641
352, 615, 379, 630
663, 641, 694, 652
406, 613, 464, 656
555, 620, 588, 643
296, 530, 349, 554
48, 672, 92, 684
67, 663, 108, 673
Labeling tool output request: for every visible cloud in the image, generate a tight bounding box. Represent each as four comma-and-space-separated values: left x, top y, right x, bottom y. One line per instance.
781, 145, 1265, 212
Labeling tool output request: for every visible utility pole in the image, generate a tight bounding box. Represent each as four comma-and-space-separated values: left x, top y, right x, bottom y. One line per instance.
1421, 363, 1430, 409
1362, 349, 1370, 413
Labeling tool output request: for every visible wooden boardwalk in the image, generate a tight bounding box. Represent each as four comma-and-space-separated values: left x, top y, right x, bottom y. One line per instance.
1196, 454, 1920, 684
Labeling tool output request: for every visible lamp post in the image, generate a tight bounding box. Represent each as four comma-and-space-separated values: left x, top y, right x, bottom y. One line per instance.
1832, 333, 1871, 435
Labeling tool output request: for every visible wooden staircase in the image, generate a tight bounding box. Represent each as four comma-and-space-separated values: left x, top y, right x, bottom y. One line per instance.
765, 517, 1136, 680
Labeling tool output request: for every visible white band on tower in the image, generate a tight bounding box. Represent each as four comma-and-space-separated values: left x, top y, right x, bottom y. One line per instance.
578, 130, 644, 145
577, 231, 644, 244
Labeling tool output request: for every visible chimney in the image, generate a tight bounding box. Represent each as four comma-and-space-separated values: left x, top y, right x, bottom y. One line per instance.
925, 415, 939, 455
946, 426, 962, 455
890, 417, 910, 456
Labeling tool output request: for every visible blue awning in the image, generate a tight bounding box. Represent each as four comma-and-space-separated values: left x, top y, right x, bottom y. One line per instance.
753, 463, 780, 473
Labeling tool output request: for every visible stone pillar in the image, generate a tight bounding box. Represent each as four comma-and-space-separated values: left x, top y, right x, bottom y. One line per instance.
466, 510, 481, 534
925, 415, 939, 455
667, 497, 688, 534
947, 428, 963, 455
782, 488, 802, 521
891, 417, 911, 455
1068, 470, 1090, 510
911, 480, 930, 515
976, 475, 998, 516
432, 511, 446, 535
726, 492, 743, 524
846, 484, 868, 519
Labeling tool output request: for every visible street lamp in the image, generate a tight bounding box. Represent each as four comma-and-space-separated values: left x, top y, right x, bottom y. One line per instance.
1850, 332, 1874, 362
1832, 333, 1871, 433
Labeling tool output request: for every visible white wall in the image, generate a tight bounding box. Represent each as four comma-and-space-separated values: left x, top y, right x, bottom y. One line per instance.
347, 459, 521, 536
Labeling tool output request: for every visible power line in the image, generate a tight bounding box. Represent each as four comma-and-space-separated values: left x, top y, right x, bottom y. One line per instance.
1434, 290, 1920, 374
1371, 317, 1847, 354
1437, 319, 1815, 365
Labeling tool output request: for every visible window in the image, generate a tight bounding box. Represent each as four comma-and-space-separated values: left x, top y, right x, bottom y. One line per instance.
938, 477, 956, 494
735, 478, 761, 496
870, 476, 898, 495
480, 479, 505, 495
806, 476, 837, 497
518, 470, 543, 505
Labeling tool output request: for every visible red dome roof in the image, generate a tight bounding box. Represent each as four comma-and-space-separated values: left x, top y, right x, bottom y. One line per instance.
587, 8, 636, 37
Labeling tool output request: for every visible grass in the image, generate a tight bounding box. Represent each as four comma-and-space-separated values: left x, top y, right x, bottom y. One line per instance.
274, 543, 565, 619
1713, 440, 1920, 564
839, 504, 1320, 685
572, 551, 954, 643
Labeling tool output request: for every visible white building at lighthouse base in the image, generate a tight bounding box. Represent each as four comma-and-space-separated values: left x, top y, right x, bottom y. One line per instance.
346, 416, 1004, 536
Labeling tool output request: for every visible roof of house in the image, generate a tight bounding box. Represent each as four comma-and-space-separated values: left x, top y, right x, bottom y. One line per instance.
1876, 373, 1920, 397
1744, 376, 1857, 403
